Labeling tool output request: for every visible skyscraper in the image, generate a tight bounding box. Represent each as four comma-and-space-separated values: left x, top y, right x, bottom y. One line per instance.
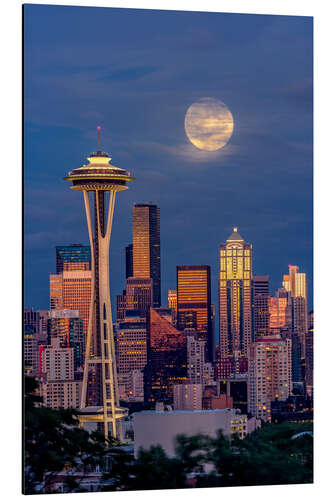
144, 308, 187, 406
177, 265, 213, 362
116, 312, 147, 401
253, 275, 270, 338
56, 244, 91, 273
269, 288, 293, 332
47, 309, 85, 371
49, 270, 92, 338
282, 264, 308, 336
132, 203, 161, 308
219, 227, 253, 360
125, 243, 133, 279
64, 127, 134, 440
125, 277, 153, 313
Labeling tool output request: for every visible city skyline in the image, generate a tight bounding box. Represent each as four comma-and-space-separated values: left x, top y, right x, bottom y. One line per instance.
24, 5, 313, 313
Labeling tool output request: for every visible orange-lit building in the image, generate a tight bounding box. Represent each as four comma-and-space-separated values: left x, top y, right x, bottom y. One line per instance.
132, 203, 160, 307
144, 308, 187, 406
125, 277, 153, 312
177, 265, 213, 362
49, 270, 92, 338
218, 228, 253, 360
56, 244, 91, 273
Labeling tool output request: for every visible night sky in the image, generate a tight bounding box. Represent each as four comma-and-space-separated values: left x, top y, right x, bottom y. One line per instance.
24, 4, 313, 319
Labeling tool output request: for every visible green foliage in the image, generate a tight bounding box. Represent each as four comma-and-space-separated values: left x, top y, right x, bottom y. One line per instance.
127, 445, 187, 490
23, 376, 117, 494
24, 376, 313, 493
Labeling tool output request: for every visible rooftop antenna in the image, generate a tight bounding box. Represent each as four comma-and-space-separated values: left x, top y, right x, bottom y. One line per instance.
97, 125, 101, 152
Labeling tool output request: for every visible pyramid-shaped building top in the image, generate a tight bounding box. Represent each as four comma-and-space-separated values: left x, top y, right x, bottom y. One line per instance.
226, 227, 244, 241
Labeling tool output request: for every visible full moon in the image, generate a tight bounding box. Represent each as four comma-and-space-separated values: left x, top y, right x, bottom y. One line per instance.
184, 97, 234, 151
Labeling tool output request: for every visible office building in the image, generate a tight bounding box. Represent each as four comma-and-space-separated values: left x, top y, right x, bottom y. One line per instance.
56, 244, 91, 273
125, 277, 153, 313
253, 275, 270, 338
24, 330, 48, 375
144, 308, 187, 406
248, 336, 292, 422
283, 264, 308, 336
24, 308, 40, 333
125, 243, 133, 278
116, 291, 127, 321
168, 289, 177, 324
47, 309, 85, 370
173, 383, 203, 410
219, 227, 253, 361
49, 270, 92, 338
132, 203, 161, 307
116, 313, 147, 375
177, 265, 213, 362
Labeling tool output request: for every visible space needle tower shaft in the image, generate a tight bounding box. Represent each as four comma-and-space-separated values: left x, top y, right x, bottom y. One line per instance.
64, 127, 134, 440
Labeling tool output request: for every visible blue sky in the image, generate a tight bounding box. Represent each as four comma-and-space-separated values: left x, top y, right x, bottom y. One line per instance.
24, 4, 313, 315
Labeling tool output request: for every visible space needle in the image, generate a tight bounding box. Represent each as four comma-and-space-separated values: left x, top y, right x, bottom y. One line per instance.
64, 127, 134, 441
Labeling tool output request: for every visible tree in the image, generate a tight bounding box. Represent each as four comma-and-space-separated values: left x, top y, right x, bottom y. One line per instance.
23, 376, 120, 494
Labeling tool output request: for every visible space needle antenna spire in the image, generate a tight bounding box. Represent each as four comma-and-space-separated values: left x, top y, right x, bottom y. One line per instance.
64, 129, 135, 442
97, 125, 101, 153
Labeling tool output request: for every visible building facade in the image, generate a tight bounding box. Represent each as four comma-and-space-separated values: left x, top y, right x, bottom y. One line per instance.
253, 275, 270, 338
144, 308, 187, 406
49, 270, 92, 338
132, 203, 161, 308
177, 265, 213, 362
248, 336, 292, 422
56, 244, 91, 274
218, 228, 253, 360
125, 277, 153, 313
173, 383, 203, 410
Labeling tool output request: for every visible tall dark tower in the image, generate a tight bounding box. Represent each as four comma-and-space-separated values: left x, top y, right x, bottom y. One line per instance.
125, 243, 133, 278
132, 203, 161, 307
64, 127, 134, 440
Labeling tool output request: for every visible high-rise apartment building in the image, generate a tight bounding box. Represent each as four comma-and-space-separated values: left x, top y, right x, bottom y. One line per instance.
49, 270, 92, 338
41, 380, 82, 410
41, 337, 74, 381
186, 334, 206, 385
56, 244, 91, 273
125, 277, 153, 313
144, 308, 187, 406
253, 275, 270, 338
132, 203, 161, 308
177, 265, 213, 362
219, 227, 253, 359
248, 336, 292, 422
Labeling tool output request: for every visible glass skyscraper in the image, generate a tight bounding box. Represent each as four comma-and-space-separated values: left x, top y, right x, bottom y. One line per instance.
56, 244, 91, 273
132, 203, 161, 308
